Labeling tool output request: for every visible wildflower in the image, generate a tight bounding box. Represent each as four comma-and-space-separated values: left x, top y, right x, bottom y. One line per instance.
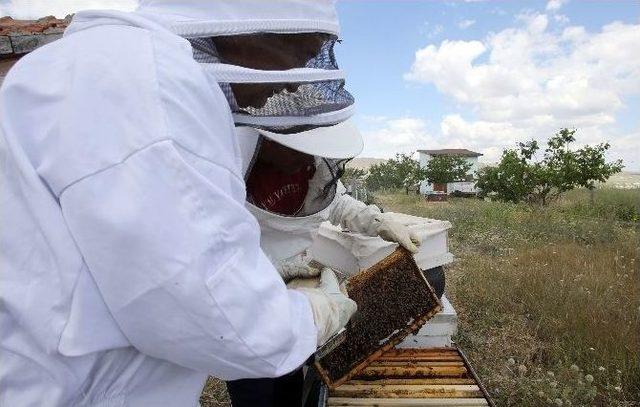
585, 374, 594, 383
614, 386, 622, 392
518, 364, 527, 375
598, 366, 606, 372
570, 364, 580, 372
554, 398, 563, 406
507, 357, 515, 366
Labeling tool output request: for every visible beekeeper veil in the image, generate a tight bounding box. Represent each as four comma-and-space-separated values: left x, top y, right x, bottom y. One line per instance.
137, 0, 363, 216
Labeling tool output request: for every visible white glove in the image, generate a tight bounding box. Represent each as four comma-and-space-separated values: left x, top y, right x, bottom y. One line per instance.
373, 213, 421, 253
329, 192, 421, 253
295, 268, 357, 347
275, 260, 321, 283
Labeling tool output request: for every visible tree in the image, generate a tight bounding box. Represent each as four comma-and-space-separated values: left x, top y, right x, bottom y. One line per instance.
424, 155, 473, 187
365, 160, 398, 191
394, 153, 427, 194
475, 148, 538, 204
365, 153, 425, 194
476, 128, 623, 205
341, 167, 366, 186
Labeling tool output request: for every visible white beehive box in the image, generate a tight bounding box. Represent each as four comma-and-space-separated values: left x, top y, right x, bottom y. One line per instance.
310, 212, 453, 275
397, 295, 458, 348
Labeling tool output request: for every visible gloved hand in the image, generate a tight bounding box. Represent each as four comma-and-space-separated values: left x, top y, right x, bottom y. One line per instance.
276, 260, 321, 283
329, 193, 421, 253
294, 268, 357, 347
373, 213, 421, 253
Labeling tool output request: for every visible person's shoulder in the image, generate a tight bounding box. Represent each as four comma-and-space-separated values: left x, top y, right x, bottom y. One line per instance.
0, 21, 175, 197
3, 23, 158, 96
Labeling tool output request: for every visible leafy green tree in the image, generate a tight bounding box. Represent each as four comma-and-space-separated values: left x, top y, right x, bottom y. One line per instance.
365, 153, 425, 194
476, 129, 623, 205
424, 155, 473, 186
475, 148, 538, 204
341, 167, 367, 186
394, 153, 427, 194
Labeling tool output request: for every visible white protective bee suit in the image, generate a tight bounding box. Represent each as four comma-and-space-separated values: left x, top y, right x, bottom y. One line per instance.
0, 2, 360, 406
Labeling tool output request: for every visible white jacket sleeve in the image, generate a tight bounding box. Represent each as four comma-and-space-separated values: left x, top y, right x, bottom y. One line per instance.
60, 140, 317, 379
328, 182, 381, 236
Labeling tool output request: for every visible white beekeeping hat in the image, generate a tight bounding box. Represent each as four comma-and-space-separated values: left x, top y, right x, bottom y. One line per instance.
137, 0, 340, 36
138, 0, 363, 160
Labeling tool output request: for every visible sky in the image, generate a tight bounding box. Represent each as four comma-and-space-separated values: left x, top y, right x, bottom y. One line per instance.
2, 0, 639, 169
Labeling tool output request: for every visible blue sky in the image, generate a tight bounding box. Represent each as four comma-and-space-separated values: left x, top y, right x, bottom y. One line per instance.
333, 1, 639, 169
337, 0, 637, 123
2, 0, 639, 169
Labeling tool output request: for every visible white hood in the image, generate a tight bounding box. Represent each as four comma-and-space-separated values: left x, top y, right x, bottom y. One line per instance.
137, 0, 362, 161
137, 0, 340, 36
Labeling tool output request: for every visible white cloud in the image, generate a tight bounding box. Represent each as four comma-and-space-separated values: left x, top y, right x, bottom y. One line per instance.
421, 22, 444, 39
404, 13, 640, 168
361, 117, 436, 159
546, 0, 568, 12
457, 19, 476, 29
438, 114, 544, 163
359, 113, 533, 164
0, 0, 137, 19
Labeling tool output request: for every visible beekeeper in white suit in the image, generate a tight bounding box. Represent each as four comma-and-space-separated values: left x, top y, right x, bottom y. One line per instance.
182, 13, 421, 405
226, 128, 422, 406
0, 1, 362, 406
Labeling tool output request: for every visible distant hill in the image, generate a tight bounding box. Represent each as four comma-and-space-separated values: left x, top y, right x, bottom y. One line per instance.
347, 157, 386, 171
605, 171, 640, 189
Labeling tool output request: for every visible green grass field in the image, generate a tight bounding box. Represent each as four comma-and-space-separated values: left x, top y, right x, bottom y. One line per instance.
375, 188, 639, 406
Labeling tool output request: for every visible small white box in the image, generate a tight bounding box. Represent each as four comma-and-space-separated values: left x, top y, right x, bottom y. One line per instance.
310, 213, 453, 276
398, 295, 458, 348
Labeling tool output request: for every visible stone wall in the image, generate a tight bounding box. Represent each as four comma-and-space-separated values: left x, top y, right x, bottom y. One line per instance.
0, 16, 70, 57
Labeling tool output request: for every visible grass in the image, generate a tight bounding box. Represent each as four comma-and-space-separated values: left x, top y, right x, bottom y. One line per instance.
200, 377, 230, 407
375, 188, 640, 407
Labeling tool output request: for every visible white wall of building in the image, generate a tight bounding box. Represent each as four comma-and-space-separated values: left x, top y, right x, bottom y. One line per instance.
419, 153, 479, 194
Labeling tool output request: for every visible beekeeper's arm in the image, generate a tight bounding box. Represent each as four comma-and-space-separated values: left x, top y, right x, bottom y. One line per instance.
61, 144, 323, 380
45, 27, 336, 380
328, 182, 421, 252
